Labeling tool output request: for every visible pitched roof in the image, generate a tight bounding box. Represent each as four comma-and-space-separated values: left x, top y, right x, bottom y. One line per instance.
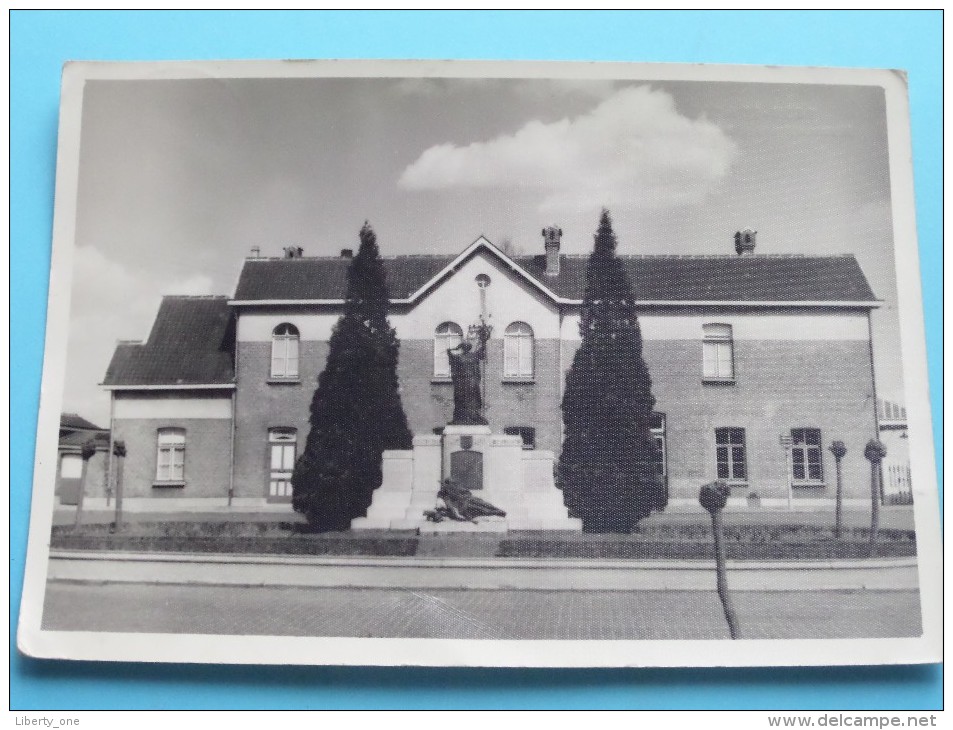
59, 429, 110, 450
60, 413, 105, 431
232, 250, 877, 305
59, 413, 109, 450
102, 296, 235, 387
517, 253, 877, 303
233, 255, 454, 301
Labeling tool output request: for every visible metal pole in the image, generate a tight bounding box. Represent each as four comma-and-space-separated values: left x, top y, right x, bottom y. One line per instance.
786, 446, 793, 511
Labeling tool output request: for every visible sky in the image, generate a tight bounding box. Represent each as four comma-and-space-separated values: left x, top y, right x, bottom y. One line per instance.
65, 74, 903, 425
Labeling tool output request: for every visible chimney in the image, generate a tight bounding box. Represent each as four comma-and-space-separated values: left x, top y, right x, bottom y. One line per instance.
734, 228, 756, 256
340, 248, 353, 259
542, 225, 562, 276
283, 246, 304, 259
249, 246, 260, 258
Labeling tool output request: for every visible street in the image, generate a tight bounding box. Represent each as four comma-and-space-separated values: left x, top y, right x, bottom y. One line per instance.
42, 580, 922, 640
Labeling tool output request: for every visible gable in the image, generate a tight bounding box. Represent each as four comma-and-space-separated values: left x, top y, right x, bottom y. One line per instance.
390, 247, 560, 340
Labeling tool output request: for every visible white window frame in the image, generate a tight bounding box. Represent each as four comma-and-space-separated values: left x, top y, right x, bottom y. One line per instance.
434, 322, 463, 378
156, 428, 186, 483
715, 427, 747, 483
504, 321, 534, 378
791, 427, 824, 483
271, 323, 300, 379
703, 323, 735, 380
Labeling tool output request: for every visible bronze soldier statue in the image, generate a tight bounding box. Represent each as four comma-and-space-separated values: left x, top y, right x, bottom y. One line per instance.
447, 328, 489, 425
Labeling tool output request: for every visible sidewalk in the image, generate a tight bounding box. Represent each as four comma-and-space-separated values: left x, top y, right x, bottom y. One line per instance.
42, 580, 923, 640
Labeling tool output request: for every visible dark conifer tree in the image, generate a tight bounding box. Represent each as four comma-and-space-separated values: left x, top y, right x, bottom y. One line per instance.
292, 222, 412, 530
558, 209, 666, 532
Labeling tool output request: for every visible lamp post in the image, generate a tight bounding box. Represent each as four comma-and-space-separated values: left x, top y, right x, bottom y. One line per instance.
73, 439, 97, 532
829, 440, 847, 539
700, 480, 741, 640
112, 440, 127, 531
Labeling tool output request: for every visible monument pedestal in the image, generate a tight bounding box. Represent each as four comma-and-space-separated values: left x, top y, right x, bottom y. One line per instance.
352, 426, 582, 533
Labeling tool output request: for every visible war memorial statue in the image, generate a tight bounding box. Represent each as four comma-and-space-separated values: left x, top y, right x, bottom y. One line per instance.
447, 322, 490, 425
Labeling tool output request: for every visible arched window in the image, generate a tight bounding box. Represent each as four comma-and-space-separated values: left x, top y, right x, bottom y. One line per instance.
504, 322, 534, 378
156, 428, 186, 482
434, 322, 463, 377
271, 323, 299, 379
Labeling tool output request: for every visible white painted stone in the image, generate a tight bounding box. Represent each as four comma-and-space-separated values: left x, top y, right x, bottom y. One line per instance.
379, 451, 413, 491
411, 436, 442, 492
523, 451, 558, 492
354, 426, 580, 532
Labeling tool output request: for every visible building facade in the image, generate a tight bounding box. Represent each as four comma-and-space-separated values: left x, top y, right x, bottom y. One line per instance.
100, 230, 882, 512
56, 413, 109, 506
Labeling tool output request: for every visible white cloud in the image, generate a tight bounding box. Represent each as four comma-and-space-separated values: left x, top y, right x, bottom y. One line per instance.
62, 246, 214, 424
392, 77, 617, 101
398, 86, 737, 212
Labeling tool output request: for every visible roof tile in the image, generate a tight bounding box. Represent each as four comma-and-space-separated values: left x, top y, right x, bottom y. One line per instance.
233, 251, 876, 303
103, 296, 235, 387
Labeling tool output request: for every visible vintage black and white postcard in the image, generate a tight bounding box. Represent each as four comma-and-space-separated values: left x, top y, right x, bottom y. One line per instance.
17, 59, 941, 667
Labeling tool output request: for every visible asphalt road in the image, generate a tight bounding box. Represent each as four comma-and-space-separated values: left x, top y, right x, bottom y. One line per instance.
42, 580, 922, 640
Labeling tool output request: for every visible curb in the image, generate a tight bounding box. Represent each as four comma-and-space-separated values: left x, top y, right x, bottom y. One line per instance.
47, 550, 920, 592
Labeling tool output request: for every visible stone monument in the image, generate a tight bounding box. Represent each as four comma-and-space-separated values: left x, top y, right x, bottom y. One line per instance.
352, 313, 581, 533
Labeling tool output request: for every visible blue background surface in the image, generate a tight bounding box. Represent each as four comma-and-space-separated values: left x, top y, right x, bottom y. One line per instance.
10, 10, 942, 710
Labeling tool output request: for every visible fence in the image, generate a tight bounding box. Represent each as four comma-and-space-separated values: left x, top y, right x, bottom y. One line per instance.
883, 462, 913, 505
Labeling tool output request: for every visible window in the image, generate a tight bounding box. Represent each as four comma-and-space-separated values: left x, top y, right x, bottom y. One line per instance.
504, 322, 534, 378
60, 453, 83, 479
271, 323, 300, 379
715, 427, 747, 482
434, 322, 463, 377
791, 428, 824, 482
156, 428, 185, 482
703, 324, 734, 380
504, 426, 536, 450
268, 428, 297, 500
650, 412, 667, 481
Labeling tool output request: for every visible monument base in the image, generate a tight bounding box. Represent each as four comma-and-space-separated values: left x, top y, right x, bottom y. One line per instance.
352, 430, 582, 533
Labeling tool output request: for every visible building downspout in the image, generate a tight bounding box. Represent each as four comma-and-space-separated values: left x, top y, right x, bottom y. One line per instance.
866, 309, 883, 504
557, 307, 564, 450
106, 392, 115, 509
228, 389, 236, 507
227, 312, 239, 507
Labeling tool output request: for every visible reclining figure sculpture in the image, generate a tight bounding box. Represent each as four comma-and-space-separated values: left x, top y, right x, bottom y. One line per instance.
424, 478, 507, 523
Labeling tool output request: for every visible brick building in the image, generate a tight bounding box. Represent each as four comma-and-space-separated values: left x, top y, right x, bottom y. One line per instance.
101, 230, 882, 512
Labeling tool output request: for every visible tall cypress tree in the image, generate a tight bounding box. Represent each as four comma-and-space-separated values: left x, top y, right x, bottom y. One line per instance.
558, 209, 667, 532
292, 222, 412, 531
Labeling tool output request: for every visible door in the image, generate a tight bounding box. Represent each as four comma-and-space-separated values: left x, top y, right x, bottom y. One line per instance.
267, 429, 297, 501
